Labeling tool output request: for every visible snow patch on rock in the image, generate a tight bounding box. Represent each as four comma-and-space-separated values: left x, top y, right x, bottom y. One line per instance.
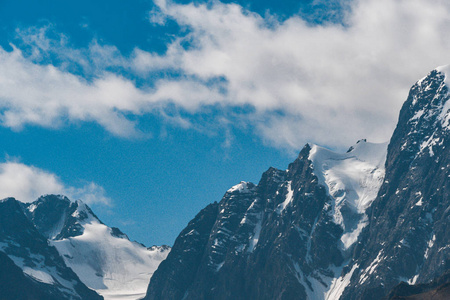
23, 267, 56, 284
227, 182, 253, 194
247, 213, 262, 253
326, 264, 359, 300
276, 181, 294, 213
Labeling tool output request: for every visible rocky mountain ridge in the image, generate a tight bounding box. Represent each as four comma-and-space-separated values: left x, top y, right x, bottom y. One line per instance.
339, 66, 450, 300
144, 66, 449, 300
144, 140, 389, 300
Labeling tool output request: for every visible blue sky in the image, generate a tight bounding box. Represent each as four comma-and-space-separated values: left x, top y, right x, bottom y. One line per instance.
1, 0, 450, 246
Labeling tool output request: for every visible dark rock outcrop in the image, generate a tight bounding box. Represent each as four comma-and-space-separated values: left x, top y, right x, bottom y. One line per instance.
145, 145, 345, 300
387, 271, 450, 300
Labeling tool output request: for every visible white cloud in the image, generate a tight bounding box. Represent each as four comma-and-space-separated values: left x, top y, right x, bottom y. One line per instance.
143, 0, 450, 148
2, 0, 450, 150
0, 160, 111, 205
67, 182, 111, 206
0, 46, 141, 136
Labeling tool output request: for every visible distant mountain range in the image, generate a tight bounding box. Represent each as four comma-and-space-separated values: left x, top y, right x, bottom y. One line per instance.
0, 66, 448, 299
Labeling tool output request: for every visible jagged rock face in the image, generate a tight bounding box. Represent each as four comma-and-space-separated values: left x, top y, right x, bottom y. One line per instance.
0, 198, 103, 300
145, 146, 347, 300
145, 203, 220, 300
339, 68, 450, 299
145, 67, 449, 300
24, 195, 100, 240
24, 195, 72, 239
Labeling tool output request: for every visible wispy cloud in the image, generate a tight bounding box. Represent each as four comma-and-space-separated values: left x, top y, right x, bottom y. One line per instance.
0, 160, 111, 205
67, 182, 111, 206
2, 0, 450, 150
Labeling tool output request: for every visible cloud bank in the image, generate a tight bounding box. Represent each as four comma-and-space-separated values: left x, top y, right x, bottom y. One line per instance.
2, 0, 450, 149
0, 160, 111, 204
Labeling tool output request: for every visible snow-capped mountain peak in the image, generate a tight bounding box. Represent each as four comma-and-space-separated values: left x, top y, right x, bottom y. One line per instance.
0, 197, 102, 300
308, 140, 388, 249
24, 195, 101, 240
23, 195, 170, 300
226, 181, 256, 194
404, 67, 449, 159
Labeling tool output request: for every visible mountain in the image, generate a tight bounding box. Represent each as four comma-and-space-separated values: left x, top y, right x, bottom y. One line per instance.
144, 66, 449, 300
0, 197, 103, 300
0, 250, 67, 300
144, 141, 387, 300
0, 195, 169, 300
337, 66, 450, 300
23, 195, 170, 300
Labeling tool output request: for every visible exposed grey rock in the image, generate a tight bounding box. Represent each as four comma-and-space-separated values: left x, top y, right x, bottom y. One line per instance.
145, 145, 346, 300
340, 68, 450, 300
144, 67, 449, 300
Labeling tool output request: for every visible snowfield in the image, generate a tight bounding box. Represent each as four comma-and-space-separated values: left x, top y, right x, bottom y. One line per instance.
309, 140, 387, 250
43, 201, 169, 300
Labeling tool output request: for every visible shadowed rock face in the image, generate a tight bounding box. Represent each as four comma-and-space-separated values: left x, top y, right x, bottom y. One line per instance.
24, 195, 103, 240
0, 251, 61, 300
145, 202, 220, 300
387, 271, 450, 300
145, 145, 346, 300
144, 68, 449, 300
340, 68, 450, 300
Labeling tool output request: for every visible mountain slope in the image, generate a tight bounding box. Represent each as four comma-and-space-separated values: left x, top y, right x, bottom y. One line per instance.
144, 66, 449, 300
0, 197, 103, 300
24, 195, 170, 300
338, 67, 450, 300
144, 140, 388, 300
145, 203, 220, 300
0, 250, 62, 300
